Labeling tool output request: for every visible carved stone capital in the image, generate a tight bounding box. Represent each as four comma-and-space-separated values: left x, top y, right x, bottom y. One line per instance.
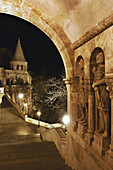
64, 77, 79, 92
63, 77, 74, 85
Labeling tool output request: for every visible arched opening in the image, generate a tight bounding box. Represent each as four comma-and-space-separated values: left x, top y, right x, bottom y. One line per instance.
17, 65, 19, 70
0, 13, 68, 123
0, 13, 69, 78
76, 55, 84, 77
11, 80, 13, 85
21, 65, 23, 70
0, 4, 74, 168
6, 79, 10, 85
0, 1, 73, 79
90, 47, 105, 85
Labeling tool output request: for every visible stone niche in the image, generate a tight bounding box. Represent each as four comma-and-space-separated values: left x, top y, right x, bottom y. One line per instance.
90, 48, 111, 156
75, 56, 88, 138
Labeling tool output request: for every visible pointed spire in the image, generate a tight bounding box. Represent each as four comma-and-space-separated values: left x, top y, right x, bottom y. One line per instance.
12, 37, 26, 62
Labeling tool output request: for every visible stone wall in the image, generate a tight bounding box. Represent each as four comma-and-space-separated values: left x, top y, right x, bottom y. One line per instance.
65, 20, 113, 170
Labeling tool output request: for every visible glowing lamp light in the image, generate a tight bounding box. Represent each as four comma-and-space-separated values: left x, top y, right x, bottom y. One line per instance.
18, 93, 24, 99
24, 103, 27, 107
62, 114, 70, 125
37, 111, 41, 117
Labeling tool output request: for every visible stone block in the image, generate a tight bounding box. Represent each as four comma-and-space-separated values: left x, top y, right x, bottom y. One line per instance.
92, 134, 110, 156
77, 122, 87, 138
0, 125, 3, 133
85, 132, 94, 145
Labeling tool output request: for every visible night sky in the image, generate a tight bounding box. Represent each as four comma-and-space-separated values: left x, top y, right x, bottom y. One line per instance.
0, 13, 64, 77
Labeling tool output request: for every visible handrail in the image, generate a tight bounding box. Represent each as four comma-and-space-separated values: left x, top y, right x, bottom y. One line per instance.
26, 116, 65, 129
5, 93, 25, 120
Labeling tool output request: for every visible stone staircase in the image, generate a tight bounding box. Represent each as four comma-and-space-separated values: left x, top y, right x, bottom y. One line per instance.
0, 135, 72, 170
0, 96, 72, 169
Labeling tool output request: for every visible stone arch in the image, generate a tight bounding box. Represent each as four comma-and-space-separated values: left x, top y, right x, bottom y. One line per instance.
6, 79, 10, 85
75, 55, 84, 77
0, 0, 73, 79
17, 65, 19, 70
11, 80, 13, 85
21, 65, 23, 70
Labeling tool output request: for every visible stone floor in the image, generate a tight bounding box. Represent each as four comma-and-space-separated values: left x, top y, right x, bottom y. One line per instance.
0, 96, 72, 170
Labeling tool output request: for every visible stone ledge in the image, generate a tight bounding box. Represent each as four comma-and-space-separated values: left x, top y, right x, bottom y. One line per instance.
71, 11, 113, 50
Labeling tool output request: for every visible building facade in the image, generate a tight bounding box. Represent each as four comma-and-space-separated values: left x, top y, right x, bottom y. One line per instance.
0, 37, 32, 116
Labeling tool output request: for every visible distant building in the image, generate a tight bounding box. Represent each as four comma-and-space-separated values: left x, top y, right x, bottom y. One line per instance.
0, 37, 32, 116
0, 37, 32, 86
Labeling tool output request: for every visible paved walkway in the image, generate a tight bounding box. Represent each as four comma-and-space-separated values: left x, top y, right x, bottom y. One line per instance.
0, 96, 36, 137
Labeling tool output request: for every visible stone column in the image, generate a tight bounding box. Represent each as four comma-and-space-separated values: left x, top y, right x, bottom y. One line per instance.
85, 80, 95, 144
64, 77, 79, 133
88, 91, 95, 132
106, 77, 113, 158
19, 65, 21, 70
64, 77, 79, 168
0, 87, 4, 104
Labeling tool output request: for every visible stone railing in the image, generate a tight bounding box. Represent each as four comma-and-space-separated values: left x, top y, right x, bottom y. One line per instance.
25, 116, 65, 129
5, 93, 25, 119
25, 116, 66, 159
37, 126, 67, 160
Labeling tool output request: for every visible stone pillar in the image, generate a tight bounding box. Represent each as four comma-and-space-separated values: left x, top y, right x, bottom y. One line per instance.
64, 77, 79, 133
13, 64, 16, 70
12, 92, 16, 103
0, 87, 4, 104
85, 81, 95, 144
106, 77, 113, 158
109, 96, 113, 158
88, 92, 95, 133
64, 77, 79, 168
19, 65, 21, 70
77, 77, 88, 138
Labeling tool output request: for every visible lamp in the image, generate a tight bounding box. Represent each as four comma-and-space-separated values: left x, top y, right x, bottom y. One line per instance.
62, 114, 70, 133
37, 111, 41, 127
24, 103, 27, 115
18, 93, 24, 99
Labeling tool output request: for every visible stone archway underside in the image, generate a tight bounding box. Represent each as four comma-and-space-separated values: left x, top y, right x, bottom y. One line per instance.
0, 0, 74, 79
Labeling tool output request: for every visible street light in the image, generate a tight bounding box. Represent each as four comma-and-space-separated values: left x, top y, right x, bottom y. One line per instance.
62, 114, 70, 133
18, 93, 24, 107
24, 103, 27, 115
18, 93, 24, 99
37, 111, 41, 127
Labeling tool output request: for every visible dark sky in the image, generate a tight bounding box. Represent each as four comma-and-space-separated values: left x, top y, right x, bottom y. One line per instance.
0, 13, 64, 77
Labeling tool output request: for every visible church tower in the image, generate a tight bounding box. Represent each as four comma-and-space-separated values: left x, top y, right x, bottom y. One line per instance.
10, 37, 28, 71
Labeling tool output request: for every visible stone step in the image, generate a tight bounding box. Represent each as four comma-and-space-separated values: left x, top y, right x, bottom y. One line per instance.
0, 138, 72, 170
0, 134, 41, 144
0, 153, 65, 165
0, 163, 72, 170
0, 140, 59, 154
0, 136, 62, 161
0, 149, 61, 161
0, 97, 72, 169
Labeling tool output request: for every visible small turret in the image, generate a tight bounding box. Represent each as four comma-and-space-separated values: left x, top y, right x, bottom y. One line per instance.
10, 37, 28, 71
